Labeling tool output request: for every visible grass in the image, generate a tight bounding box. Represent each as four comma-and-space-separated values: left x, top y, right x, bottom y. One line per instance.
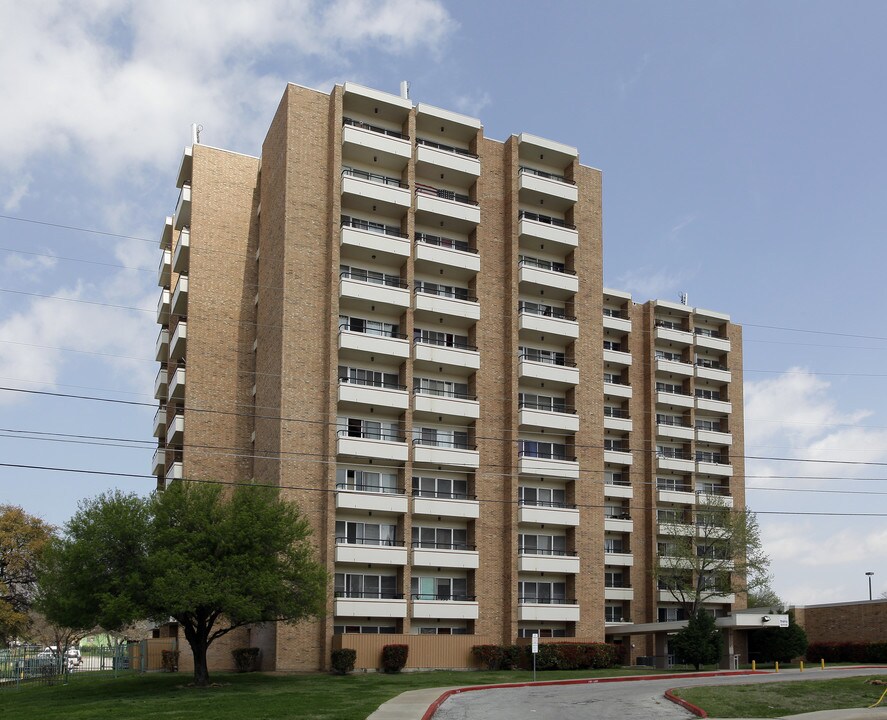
672, 675, 887, 718
0, 667, 666, 720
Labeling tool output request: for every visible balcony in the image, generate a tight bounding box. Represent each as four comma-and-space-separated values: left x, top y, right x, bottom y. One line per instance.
154, 367, 167, 400
412, 544, 479, 569
152, 406, 166, 437
171, 274, 188, 317
656, 421, 694, 441
340, 216, 410, 260
655, 358, 693, 377
339, 326, 410, 361
603, 552, 634, 567
413, 389, 479, 420
334, 595, 407, 618
602, 311, 631, 334
151, 447, 165, 476
518, 166, 578, 211
518, 404, 579, 433
603, 516, 633, 533
519, 357, 579, 387
518, 211, 578, 249
696, 363, 731, 383
654, 324, 693, 345
413, 338, 480, 372
414, 233, 480, 278
341, 167, 410, 213
166, 413, 184, 445
165, 461, 182, 482
335, 487, 408, 515
156, 289, 170, 325
656, 390, 694, 409
338, 379, 409, 411
603, 413, 632, 433
604, 586, 634, 602
414, 288, 480, 324
173, 226, 189, 273
160, 216, 173, 250
696, 428, 732, 446
696, 397, 732, 414
168, 366, 185, 401
518, 453, 579, 480
413, 496, 480, 520
519, 308, 579, 340
657, 522, 696, 537
170, 321, 187, 361
157, 249, 171, 287
416, 138, 480, 180
656, 453, 695, 473
694, 329, 731, 353
604, 482, 633, 500
603, 348, 632, 366
342, 117, 411, 165
415, 184, 480, 228
412, 439, 479, 468
155, 328, 168, 362
174, 184, 191, 230
603, 381, 632, 399
518, 600, 580, 623
657, 488, 696, 505
603, 449, 633, 466
339, 272, 410, 311
412, 597, 479, 620
518, 258, 578, 299
334, 540, 407, 566
336, 430, 408, 463
696, 460, 734, 477
518, 503, 580, 527
518, 552, 580, 574
697, 492, 734, 508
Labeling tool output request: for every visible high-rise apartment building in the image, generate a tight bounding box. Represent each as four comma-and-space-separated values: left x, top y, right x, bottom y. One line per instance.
153, 81, 744, 670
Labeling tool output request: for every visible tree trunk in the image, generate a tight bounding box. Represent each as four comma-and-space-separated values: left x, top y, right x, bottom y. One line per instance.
181, 620, 211, 687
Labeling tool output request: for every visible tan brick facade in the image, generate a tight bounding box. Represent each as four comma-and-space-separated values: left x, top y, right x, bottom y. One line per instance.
794, 600, 887, 645
154, 81, 745, 672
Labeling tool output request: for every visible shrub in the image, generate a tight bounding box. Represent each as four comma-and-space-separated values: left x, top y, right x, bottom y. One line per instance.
502, 644, 523, 670
160, 649, 179, 672
381, 644, 408, 673
330, 648, 357, 675
806, 642, 887, 664
471, 645, 504, 670
231, 647, 260, 673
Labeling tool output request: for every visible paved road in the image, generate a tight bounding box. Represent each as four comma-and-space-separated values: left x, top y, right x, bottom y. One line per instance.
433, 667, 887, 720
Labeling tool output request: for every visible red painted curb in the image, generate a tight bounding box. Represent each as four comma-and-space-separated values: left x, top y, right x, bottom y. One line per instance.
420, 670, 766, 720
665, 688, 708, 718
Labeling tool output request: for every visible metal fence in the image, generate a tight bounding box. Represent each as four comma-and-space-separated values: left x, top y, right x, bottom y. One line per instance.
0, 639, 178, 691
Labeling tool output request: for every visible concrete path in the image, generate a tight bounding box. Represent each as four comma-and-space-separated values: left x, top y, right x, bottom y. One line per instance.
367, 667, 887, 720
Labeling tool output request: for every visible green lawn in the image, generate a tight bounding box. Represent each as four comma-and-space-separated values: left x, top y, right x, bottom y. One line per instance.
672, 675, 887, 718
0, 667, 663, 720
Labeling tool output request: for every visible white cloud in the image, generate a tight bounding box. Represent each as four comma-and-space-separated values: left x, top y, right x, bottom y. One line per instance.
3, 174, 32, 211
452, 91, 492, 118
609, 265, 692, 302
0, 0, 456, 184
617, 52, 651, 98
2, 252, 57, 276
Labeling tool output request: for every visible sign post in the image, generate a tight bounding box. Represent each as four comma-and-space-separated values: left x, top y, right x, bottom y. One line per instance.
531, 633, 539, 683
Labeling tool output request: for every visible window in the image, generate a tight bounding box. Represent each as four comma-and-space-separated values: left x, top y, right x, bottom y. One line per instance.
657, 509, 683, 524
656, 381, 684, 394
658, 542, 678, 557
604, 504, 628, 520
519, 392, 567, 413
696, 481, 726, 496
340, 264, 403, 288
604, 570, 626, 588
411, 576, 469, 601
415, 280, 470, 300
519, 300, 567, 319
519, 533, 567, 556
335, 521, 397, 546
521, 345, 567, 366
655, 319, 682, 330
604, 404, 628, 419
605, 472, 628, 487
334, 624, 397, 634
519, 254, 566, 274
415, 377, 469, 399
604, 438, 627, 452
416, 626, 469, 635
605, 605, 624, 623
412, 476, 469, 499
604, 538, 625, 554
695, 418, 722, 432
339, 365, 400, 389
656, 413, 686, 427
336, 468, 398, 494
519, 440, 568, 460
411, 526, 468, 550
345, 418, 401, 441
518, 581, 567, 604
658, 607, 686, 622
657, 477, 690, 492
603, 372, 624, 384
656, 445, 688, 459
696, 450, 726, 464
655, 349, 683, 362
415, 427, 469, 449
694, 327, 720, 338
334, 573, 398, 599
339, 314, 399, 337
519, 486, 566, 508
695, 355, 723, 369
518, 627, 568, 638
415, 328, 470, 348
695, 388, 722, 401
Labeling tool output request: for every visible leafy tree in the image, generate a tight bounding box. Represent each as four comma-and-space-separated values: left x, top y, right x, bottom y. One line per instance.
39, 482, 327, 686
746, 584, 783, 610
653, 496, 769, 618
673, 609, 722, 670
0, 505, 53, 642
748, 610, 808, 664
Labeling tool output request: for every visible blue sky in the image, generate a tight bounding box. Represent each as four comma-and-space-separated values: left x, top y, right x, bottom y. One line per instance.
0, 0, 884, 607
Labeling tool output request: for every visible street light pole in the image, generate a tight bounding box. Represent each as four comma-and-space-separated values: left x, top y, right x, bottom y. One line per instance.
865, 571, 874, 601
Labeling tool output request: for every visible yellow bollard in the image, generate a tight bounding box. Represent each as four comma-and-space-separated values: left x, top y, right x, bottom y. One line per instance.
752, 660, 756, 671
800, 661, 804, 672
821, 658, 825, 670
775, 661, 779, 673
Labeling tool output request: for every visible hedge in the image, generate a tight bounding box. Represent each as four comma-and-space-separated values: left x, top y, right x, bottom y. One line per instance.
806, 642, 887, 664
381, 644, 409, 673
471, 642, 619, 671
